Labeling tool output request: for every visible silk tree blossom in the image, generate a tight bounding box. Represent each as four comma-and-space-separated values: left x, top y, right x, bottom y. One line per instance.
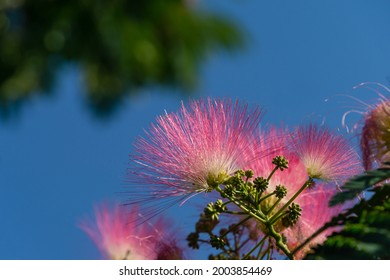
80, 204, 182, 260
289, 124, 360, 183
130, 98, 262, 198
361, 98, 390, 170
340, 82, 390, 169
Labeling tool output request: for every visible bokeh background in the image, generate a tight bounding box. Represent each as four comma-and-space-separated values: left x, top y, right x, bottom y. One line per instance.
1, 0, 390, 259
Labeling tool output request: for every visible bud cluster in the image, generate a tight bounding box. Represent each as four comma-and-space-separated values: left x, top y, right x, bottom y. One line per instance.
186, 156, 311, 260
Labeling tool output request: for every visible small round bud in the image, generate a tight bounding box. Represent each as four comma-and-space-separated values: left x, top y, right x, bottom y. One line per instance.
186, 232, 200, 249
272, 155, 289, 171
204, 201, 225, 221
210, 235, 227, 249
244, 170, 254, 179
253, 176, 268, 192
282, 203, 302, 227
222, 184, 235, 197
275, 185, 287, 199
215, 199, 227, 212
235, 169, 245, 178
196, 213, 218, 233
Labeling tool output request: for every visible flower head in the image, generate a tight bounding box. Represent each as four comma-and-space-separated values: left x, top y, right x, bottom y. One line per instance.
290, 124, 360, 182
130, 98, 262, 198
80, 203, 182, 260
361, 99, 390, 170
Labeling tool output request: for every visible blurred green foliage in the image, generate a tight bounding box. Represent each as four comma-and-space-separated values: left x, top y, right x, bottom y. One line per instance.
0, 0, 243, 117
305, 165, 390, 260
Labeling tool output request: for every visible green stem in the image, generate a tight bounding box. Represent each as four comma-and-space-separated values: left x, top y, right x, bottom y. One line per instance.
256, 239, 266, 259
259, 241, 271, 259
243, 235, 268, 260
255, 189, 265, 208
267, 224, 294, 259
267, 246, 272, 260
269, 178, 313, 224
258, 191, 276, 205
266, 197, 282, 215
230, 198, 267, 223
222, 201, 233, 207
267, 166, 279, 181
216, 187, 267, 222
243, 191, 259, 209
270, 211, 288, 224
225, 211, 247, 215
238, 237, 251, 251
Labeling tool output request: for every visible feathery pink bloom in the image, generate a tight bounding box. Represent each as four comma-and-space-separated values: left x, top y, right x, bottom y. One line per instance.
283, 184, 342, 259
361, 99, 390, 170
290, 124, 360, 182
131, 98, 262, 198
80, 204, 182, 260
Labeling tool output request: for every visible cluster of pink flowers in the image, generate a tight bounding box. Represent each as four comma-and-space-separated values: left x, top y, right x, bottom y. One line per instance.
81, 97, 364, 260
125, 97, 360, 259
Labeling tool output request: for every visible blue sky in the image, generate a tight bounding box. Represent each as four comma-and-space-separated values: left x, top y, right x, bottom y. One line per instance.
1, 0, 390, 259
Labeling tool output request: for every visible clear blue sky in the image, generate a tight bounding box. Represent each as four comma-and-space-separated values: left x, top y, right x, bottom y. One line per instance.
1, 0, 390, 259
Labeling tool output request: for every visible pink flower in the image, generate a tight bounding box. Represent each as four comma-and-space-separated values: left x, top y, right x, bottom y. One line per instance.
284, 184, 342, 259
290, 124, 360, 182
130, 98, 262, 198
361, 99, 390, 170
80, 203, 182, 260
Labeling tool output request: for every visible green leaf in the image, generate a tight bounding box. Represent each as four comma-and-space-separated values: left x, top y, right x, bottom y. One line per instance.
329, 166, 390, 206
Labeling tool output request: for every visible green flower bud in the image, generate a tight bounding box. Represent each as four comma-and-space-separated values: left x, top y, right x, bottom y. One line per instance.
272, 155, 289, 171
253, 176, 268, 192
275, 185, 287, 199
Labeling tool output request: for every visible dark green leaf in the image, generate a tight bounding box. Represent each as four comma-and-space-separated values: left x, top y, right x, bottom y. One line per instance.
330, 166, 390, 206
